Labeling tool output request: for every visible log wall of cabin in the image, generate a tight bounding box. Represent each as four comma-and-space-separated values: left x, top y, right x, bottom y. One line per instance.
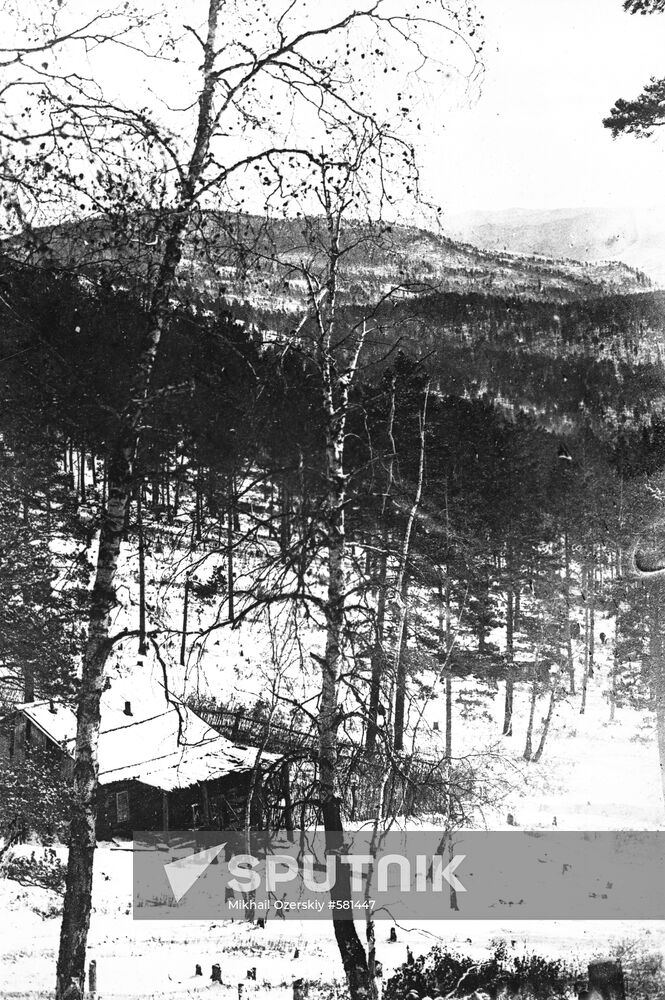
95, 772, 260, 839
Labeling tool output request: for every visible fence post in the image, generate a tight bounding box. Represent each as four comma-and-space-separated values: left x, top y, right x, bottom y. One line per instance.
232, 709, 243, 739
88, 959, 97, 997
293, 978, 305, 1000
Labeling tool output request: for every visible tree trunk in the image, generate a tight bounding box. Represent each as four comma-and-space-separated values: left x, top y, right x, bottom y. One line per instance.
503, 683, 514, 736
532, 683, 557, 762
393, 573, 410, 753
445, 670, 452, 761
366, 532, 388, 752
365, 915, 378, 998
122, 487, 131, 542
24, 660, 35, 703
227, 486, 235, 624
279, 480, 291, 560
232, 476, 240, 533
163, 463, 171, 521
180, 574, 190, 667
523, 675, 537, 761
366, 383, 396, 752
390, 383, 429, 754
194, 467, 203, 543
610, 602, 619, 722
309, 250, 372, 996
243, 718, 274, 920
477, 620, 487, 654
281, 761, 294, 841
152, 474, 160, 511
580, 553, 595, 714
319, 403, 371, 999
503, 578, 514, 736
564, 530, 575, 694
437, 573, 453, 762
580, 563, 590, 714
79, 445, 86, 504
322, 800, 372, 999
55, 3, 224, 991
137, 487, 147, 657
589, 558, 596, 680
438, 574, 455, 856
45, 485, 52, 536
56, 438, 133, 998
172, 447, 183, 522
442, 481, 454, 765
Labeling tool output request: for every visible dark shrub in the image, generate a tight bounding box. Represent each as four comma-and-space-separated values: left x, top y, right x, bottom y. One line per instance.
384, 940, 579, 1000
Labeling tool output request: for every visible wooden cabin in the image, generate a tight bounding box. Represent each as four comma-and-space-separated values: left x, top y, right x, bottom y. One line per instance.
0, 693, 281, 840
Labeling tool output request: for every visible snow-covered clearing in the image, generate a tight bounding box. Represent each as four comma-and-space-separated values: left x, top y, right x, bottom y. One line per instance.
3, 839, 665, 998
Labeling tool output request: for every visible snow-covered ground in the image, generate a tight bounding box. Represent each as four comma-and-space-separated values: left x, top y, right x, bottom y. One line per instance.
474, 680, 664, 831
3, 839, 665, 997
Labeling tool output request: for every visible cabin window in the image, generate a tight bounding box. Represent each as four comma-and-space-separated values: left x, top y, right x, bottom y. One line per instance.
116, 790, 129, 823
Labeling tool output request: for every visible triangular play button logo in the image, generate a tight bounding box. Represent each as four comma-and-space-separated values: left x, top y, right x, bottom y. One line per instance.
164, 842, 227, 902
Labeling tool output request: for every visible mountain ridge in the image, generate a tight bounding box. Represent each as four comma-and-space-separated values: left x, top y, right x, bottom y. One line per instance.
4, 210, 651, 307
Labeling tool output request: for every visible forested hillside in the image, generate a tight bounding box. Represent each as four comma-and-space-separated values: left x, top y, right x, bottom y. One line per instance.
2, 252, 665, 820
9, 211, 651, 311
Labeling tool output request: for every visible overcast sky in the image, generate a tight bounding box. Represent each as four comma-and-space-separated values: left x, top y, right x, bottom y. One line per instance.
422, 0, 665, 214
23, 0, 665, 222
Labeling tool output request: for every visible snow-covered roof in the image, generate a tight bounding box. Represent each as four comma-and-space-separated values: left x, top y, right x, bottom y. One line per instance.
15, 693, 280, 792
